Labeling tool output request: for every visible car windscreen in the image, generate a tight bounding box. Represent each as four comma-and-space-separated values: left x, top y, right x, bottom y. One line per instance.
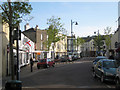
103, 61, 117, 68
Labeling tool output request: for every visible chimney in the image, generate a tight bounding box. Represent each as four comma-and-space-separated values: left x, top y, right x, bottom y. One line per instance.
35, 25, 39, 30
24, 23, 30, 30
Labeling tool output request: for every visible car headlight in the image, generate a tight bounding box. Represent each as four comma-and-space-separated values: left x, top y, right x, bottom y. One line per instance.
105, 72, 114, 76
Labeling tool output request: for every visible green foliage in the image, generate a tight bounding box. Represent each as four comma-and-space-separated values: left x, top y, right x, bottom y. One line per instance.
104, 27, 112, 49
46, 16, 67, 50
0, 1, 32, 27
77, 36, 85, 46
93, 35, 104, 51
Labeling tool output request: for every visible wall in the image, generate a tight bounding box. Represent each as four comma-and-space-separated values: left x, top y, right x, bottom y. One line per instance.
36, 30, 47, 51
55, 35, 67, 57
2, 23, 9, 77
111, 31, 118, 50
0, 15, 2, 89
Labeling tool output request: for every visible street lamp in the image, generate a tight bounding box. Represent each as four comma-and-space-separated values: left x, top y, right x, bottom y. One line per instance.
71, 20, 78, 57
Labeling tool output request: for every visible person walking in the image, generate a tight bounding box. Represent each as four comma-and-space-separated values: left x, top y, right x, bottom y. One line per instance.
30, 57, 34, 72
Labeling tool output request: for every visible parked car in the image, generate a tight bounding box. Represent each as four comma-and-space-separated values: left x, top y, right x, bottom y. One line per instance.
115, 66, 120, 89
37, 58, 55, 69
68, 55, 72, 62
54, 58, 61, 62
93, 59, 118, 83
92, 56, 107, 71
60, 55, 68, 62
72, 55, 78, 61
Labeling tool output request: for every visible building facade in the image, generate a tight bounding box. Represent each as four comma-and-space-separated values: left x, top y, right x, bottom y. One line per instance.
55, 34, 67, 58
67, 36, 77, 55
18, 33, 35, 67
0, 22, 10, 77
36, 29, 48, 51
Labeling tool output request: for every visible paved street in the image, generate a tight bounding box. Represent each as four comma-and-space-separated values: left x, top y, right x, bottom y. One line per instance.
20, 57, 116, 89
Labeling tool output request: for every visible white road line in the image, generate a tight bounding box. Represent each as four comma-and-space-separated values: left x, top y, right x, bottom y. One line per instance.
106, 85, 112, 88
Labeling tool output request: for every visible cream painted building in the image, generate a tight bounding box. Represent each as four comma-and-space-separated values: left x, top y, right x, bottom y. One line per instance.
81, 37, 96, 57
55, 35, 67, 57
0, 15, 2, 88
48, 34, 67, 59
0, 22, 10, 78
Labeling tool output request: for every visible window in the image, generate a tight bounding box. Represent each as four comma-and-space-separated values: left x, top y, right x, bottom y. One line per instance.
69, 46, 71, 50
69, 40, 71, 44
41, 42, 43, 50
47, 35, 48, 41
41, 34, 43, 40
57, 44, 59, 49
115, 42, 118, 48
19, 53, 22, 64
91, 47, 92, 50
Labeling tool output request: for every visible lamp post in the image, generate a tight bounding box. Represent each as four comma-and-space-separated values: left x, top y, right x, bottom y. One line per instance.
71, 20, 78, 57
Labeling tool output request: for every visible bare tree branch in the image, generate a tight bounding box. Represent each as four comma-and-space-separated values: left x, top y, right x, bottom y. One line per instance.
0, 5, 10, 19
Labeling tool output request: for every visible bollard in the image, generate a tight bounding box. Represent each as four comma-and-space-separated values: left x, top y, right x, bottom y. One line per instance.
5, 80, 22, 90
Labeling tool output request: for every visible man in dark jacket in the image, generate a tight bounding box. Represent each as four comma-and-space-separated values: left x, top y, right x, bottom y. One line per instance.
30, 57, 34, 72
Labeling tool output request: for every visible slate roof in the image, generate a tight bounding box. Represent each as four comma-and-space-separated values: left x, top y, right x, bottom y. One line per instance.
22, 28, 36, 43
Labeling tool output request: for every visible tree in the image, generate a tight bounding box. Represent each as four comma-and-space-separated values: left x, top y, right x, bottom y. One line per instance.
76, 36, 85, 51
0, 0, 32, 80
73, 36, 85, 53
104, 27, 112, 57
46, 16, 66, 58
93, 34, 104, 55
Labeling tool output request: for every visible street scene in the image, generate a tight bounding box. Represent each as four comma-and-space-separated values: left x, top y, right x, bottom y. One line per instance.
1, 0, 120, 90
20, 57, 116, 89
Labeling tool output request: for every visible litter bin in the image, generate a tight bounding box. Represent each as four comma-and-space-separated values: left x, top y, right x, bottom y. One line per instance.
5, 80, 22, 90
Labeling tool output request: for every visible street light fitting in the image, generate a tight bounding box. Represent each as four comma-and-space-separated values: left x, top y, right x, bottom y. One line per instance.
94, 32, 96, 34
75, 22, 78, 25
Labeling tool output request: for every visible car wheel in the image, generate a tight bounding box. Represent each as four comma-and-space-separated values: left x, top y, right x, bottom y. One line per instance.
93, 71, 96, 78
52, 64, 55, 67
116, 78, 120, 89
101, 74, 105, 83
37, 65, 40, 69
46, 64, 49, 68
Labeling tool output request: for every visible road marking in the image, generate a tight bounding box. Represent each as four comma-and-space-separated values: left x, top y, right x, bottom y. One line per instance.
77, 86, 90, 88
106, 85, 112, 88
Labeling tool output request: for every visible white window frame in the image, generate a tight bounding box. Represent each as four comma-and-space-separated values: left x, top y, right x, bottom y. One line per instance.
41, 34, 43, 40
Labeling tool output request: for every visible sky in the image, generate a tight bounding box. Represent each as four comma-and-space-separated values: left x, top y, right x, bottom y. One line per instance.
19, 2, 118, 37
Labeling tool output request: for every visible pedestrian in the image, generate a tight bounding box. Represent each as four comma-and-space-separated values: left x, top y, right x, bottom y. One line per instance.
30, 57, 34, 72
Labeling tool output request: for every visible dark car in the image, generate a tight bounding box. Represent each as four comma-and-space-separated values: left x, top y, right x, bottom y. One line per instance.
54, 58, 61, 62
92, 56, 107, 71
60, 55, 69, 62
93, 59, 118, 83
72, 55, 78, 61
37, 58, 55, 69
